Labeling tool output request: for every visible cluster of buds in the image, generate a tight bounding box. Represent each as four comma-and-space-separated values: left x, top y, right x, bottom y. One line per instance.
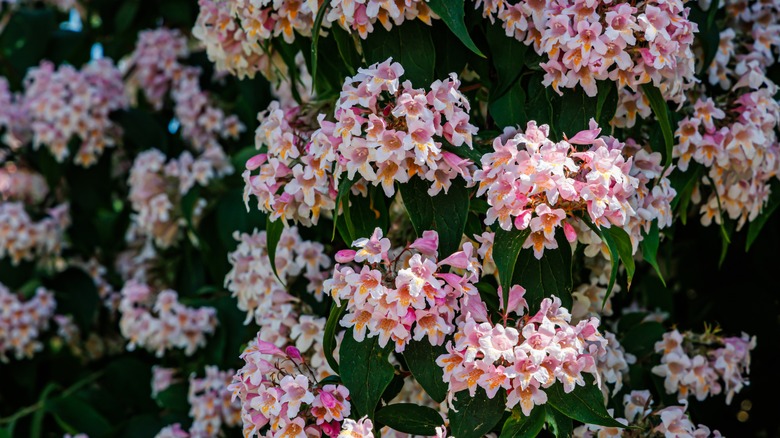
652, 328, 755, 404
325, 227, 484, 352
574, 390, 725, 437
225, 226, 330, 339
187, 366, 242, 437
475, 120, 673, 259
122, 27, 245, 151
0, 201, 69, 265
0, 162, 49, 205
243, 58, 478, 225
0, 284, 56, 362
20, 59, 127, 166
327, 0, 436, 39
118, 281, 217, 357
128, 148, 233, 248
437, 289, 606, 415
674, 69, 780, 230
229, 337, 352, 438
477, 0, 698, 103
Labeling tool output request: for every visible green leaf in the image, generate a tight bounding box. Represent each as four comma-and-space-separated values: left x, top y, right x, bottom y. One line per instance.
499, 405, 546, 438
45, 268, 100, 331
511, 231, 573, 312
30, 383, 59, 438
545, 405, 574, 438
641, 84, 674, 169
382, 373, 406, 403
640, 220, 666, 286
155, 383, 189, 413
339, 330, 395, 420
605, 226, 635, 289
402, 339, 449, 403
399, 176, 470, 259
523, 73, 556, 136
48, 395, 113, 438
333, 176, 356, 241
115, 0, 140, 33
579, 219, 619, 307
746, 179, 780, 251
375, 403, 444, 436
343, 187, 390, 243
309, 0, 329, 86
620, 321, 665, 358
362, 20, 436, 87
490, 79, 527, 128
557, 81, 616, 138
331, 26, 360, 75
486, 22, 528, 99
449, 387, 506, 438
324, 302, 345, 373
266, 217, 286, 285
426, 0, 485, 57
669, 164, 703, 224
492, 227, 532, 309
545, 378, 627, 429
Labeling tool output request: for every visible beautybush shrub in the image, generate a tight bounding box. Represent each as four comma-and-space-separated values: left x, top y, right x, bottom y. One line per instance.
0, 0, 777, 437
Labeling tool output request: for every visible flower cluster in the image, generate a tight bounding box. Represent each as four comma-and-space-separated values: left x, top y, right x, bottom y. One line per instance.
652, 329, 755, 404
225, 225, 330, 330
243, 58, 478, 225
128, 148, 233, 248
192, 0, 295, 80
229, 336, 351, 438
187, 366, 242, 437
478, 0, 698, 102
325, 227, 483, 353
0, 162, 49, 205
20, 59, 127, 166
327, 0, 436, 39
0, 284, 56, 362
476, 120, 673, 259
0, 201, 69, 265
437, 290, 606, 415
122, 27, 246, 151
118, 281, 218, 357
0, 78, 29, 149
674, 69, 780, 230
574, 390, 725, 437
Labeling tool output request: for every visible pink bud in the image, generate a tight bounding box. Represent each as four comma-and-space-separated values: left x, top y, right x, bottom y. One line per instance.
335, 249, 356, 263
563, 221, 577, 243
256, 340, 285, 356
507, 285, 528, 314
245, 153, 267, 171
439, 250, 469, 269
566, 127, 602, 145
410, 230, 439, 257
318, 390, 338, 408
320, 421, 341, 438
285, 346, 303, 362
402, 308, 417, 326
514, 209, 532, 230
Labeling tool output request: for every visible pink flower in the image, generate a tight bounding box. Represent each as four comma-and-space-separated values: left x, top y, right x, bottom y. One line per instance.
479, 325, 520, 362
279, 375, 315, 417
352, 227, 390, 264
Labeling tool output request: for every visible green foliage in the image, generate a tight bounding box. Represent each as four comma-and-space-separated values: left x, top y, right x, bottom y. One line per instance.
375, 403, 444, 435
448, 388, 506, 438
339, 331, 395, 420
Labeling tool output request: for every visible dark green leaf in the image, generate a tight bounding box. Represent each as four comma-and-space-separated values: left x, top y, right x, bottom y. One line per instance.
595, 81, 619, 128
486, 23, 528, 99
45, 268, 100, 331
266, 217, 285, 285
511, 231, 573, 312
115, 0, 140, 33
523, 74, 556, 136
48, 395, 113, 438
669, 164, 703, 224
545, 378, 627, 428
333, 176, 356, 240
557, 81, 616, 138
746, 179, 780, 251
362, 20, 436, 87
490, 79, 527, 128
309, 0, 329, 85
324, 303, 345, 373
382, 373, 406, 404
155, 383, 189, 413
492, 227, 532, 308
605, 226, 635, 288
30, 383, 59, 438
449, 387, 506, 438
0, 9, 56, 77
641, 84, 673, 169
343, 187, 390, 243
640, 220, 665, 285
339, 330, 395, 420
620, 321, 665, 358
403, 339, 449, 403
426, 0, 485, 57
331, 26, 360, 74
376, 403, 444, 436
499, 405, 546, 438
399, 176, 470, 259
545, 405, 574, 438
